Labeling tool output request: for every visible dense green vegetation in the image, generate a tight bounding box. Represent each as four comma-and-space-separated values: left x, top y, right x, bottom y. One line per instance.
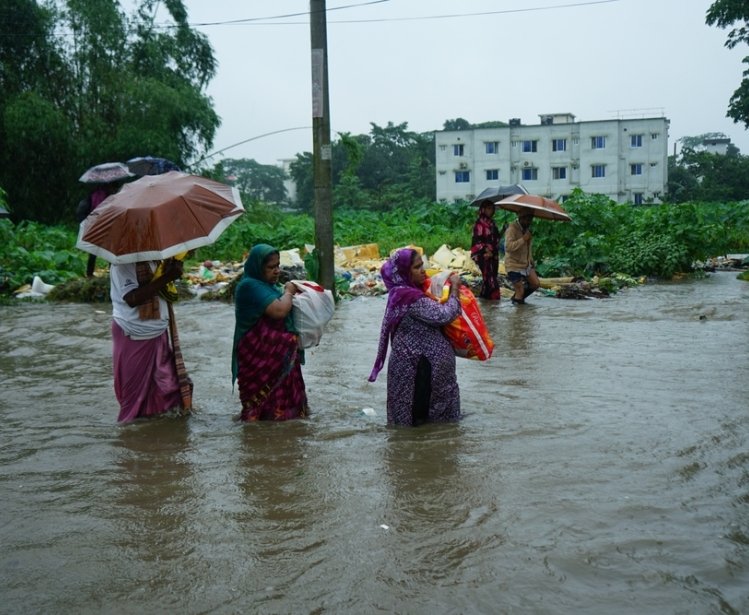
2, 0, 748, 302
0, 0, 218, 224
2, 190, 748, 299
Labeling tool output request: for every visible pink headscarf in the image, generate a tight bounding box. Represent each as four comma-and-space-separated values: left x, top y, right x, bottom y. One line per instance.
368, 248, 425, 382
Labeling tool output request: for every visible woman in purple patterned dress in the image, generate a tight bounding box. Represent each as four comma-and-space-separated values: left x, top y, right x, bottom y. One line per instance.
369, 248, 463, 426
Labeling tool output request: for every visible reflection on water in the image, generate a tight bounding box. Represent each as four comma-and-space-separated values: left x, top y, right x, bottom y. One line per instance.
113, 419, 193, 559
1, 273, 748, 613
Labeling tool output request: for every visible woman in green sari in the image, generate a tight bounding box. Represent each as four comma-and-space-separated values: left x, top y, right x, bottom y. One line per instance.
232, 244, 309, 421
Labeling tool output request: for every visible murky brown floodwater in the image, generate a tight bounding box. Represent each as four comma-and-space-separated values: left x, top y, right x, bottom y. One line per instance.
1, 272, 748, 614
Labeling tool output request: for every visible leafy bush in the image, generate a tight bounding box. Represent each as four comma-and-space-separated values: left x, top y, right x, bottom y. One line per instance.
1, 192, 749, 297
0, 220, 86, 292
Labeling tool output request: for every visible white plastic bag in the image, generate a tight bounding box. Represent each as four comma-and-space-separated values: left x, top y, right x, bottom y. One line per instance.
290, 280, 335, 349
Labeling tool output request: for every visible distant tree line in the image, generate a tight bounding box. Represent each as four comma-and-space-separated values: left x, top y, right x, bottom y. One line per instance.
3, 0, 749, 225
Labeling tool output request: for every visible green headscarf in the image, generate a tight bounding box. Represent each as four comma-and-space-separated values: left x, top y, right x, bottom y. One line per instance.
231, 244, 295, 384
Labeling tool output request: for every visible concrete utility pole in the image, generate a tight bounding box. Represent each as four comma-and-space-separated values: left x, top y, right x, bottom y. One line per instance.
309, 0, 334, 290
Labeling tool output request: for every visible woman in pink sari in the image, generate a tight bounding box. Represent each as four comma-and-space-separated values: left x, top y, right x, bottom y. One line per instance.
110, 258, 187, 422
231, 244, 308, 421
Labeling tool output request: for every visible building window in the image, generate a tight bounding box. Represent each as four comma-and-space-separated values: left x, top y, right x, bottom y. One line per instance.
630, 163, 643, 175
552, 138, 567, 152
552, 166, 567, 180
633, 192, 644, 205
591, 164, 606, 178
453, 144, 464, 156
521, 167, 538, 181
439, 145, 446, 151
651, 133, 659, 140
522, 140, 538, 152
630, 134, 643, 147
591, 136, 606, 149
486, 169, 499, 181
572, 137, 579, 145
455, 171, 470, 183
485, 141, 499, 154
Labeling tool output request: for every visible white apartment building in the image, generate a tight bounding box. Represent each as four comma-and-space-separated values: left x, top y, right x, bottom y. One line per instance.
435, 113, 670, 205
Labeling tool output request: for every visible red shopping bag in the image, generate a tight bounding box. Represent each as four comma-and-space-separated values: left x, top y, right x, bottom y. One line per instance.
427, 273, 494, 361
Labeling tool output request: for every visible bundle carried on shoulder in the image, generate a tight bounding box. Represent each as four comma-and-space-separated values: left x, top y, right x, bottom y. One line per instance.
290, 280, 335, 349
428, 271, 494, 361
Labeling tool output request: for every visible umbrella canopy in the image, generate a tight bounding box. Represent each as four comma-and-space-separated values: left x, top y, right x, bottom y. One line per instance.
79, 162, 135, 184
126, 156, 181, 177
0, 205, 10, 218
471, 184, 528, 206
494, 193, 572, 222
76, 171, 244, 264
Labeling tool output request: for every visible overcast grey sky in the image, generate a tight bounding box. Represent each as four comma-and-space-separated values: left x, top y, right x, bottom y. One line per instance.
170, 0, 747, 166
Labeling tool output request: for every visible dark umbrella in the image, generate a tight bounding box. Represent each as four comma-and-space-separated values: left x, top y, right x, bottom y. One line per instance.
126, 156, 181, 177
470, 184, 528, 206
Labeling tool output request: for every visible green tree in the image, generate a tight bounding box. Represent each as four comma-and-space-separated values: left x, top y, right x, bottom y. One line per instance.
442, 118, 472, 131
0, 0, 219, 223
706, 0, 749, 127
333, 132, 373, 209
221, 158, 288, 204
667, 136, 749, 202
289, 152, 315, 212
680, 147, 749, 201
290, 122, 435, 212
667, 155, 701, 202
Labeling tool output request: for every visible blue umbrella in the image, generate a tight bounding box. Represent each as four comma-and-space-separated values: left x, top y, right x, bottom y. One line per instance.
126, 156, 181, 177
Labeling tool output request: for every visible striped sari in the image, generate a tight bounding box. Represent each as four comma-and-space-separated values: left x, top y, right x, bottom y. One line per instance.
236, 315, 308, 421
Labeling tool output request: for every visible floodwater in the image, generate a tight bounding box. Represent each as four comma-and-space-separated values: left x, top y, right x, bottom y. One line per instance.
1, 272, 748, 614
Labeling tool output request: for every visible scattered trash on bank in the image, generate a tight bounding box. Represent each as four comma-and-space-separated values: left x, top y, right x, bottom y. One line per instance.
16, 245, 749, 302
14, 276, 56, 299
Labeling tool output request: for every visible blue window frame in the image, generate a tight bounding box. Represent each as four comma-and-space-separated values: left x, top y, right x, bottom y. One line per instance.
453, 144, 464, 156
486, 169, 499, 181
630, 134, 643, 147
633, 192, 644, 205
592, 164, 606, 178
485, 141, 499, 154
455, 171, 470, 183
552, 166, 567, 180
522, 140, 538, 153
552, 138, 567, 152
521, 167, 538, 181
591, 136, 606, 149
630, 163, 643, 175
